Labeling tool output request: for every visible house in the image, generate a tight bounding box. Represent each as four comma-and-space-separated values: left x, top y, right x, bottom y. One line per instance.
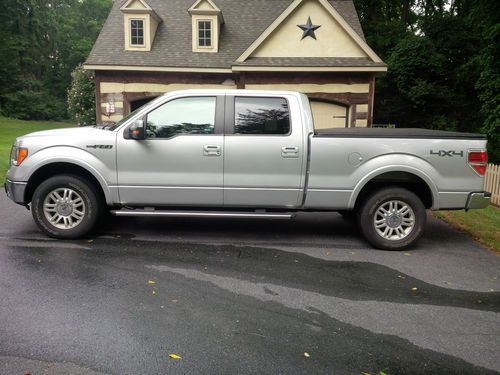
84, 0, 387, 128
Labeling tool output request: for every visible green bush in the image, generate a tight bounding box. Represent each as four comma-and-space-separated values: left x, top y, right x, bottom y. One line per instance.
67, 65, 96, 126
2, 80, 66, 121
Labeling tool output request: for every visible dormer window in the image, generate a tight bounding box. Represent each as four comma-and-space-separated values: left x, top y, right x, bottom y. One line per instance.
189, 0, 223, 53
120, 0, 161, 52
198, 20, 212, 47
130, 19, 145, 46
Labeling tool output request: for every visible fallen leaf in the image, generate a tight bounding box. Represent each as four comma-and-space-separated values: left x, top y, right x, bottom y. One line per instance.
404, 252, 411, 256
411, 287, 418, 291
304, 352, 310, 358
169, 353, 182, 359
148, 280, 156, 285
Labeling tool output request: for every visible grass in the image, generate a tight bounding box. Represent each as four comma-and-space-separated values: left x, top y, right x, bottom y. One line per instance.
0, 116, 74, 181
434, 205, 500, 253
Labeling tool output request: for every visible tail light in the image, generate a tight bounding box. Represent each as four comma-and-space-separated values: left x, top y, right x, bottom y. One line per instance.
468, 150, 488, 176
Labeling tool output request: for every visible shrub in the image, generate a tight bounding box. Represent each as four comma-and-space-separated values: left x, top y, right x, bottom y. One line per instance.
1, 80, 66, 121
67, 65, 96, 126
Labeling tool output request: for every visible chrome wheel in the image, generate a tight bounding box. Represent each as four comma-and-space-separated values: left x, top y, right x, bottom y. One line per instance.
43, 188, 86, 229
373, 200, 415, 241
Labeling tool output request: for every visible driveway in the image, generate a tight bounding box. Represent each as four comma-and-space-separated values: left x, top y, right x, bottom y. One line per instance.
0, 193, 499, 375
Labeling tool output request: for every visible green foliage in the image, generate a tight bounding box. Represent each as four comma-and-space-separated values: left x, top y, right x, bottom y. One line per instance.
0, 0, 111, 121
475, 24, 500, 163
355, 0, 500, 162
67, 65, 96, 126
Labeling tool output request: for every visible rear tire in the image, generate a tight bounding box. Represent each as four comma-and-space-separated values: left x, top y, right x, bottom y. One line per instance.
357, 187, 426, 250
32, 175, 101, 239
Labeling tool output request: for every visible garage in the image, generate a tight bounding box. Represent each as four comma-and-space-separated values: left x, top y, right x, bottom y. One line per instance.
310, 100, 349, 129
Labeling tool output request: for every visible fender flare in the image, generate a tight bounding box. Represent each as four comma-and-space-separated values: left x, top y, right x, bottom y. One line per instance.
348, 164, 440, 210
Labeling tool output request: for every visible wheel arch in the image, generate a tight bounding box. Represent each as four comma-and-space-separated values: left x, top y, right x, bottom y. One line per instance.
349, 167, 438, 210
25, 162, 110, 205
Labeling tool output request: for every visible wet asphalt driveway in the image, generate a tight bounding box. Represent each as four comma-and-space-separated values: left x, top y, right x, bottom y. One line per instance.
0, 193, 499, 375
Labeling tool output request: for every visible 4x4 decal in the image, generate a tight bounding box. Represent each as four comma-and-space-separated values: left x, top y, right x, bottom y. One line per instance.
430, 150, 464, 157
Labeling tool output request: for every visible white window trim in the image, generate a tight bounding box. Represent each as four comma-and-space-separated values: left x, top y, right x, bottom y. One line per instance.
197, 19, 213, 49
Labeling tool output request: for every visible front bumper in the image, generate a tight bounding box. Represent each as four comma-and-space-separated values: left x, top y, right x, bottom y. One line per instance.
465, 191, 491, 210
4, 179, 27, 205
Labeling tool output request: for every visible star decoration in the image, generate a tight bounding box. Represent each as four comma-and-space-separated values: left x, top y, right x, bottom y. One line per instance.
297, 16, 321, 40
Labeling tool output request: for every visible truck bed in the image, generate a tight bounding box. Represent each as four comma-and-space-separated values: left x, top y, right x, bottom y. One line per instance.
314, 128, 487, 140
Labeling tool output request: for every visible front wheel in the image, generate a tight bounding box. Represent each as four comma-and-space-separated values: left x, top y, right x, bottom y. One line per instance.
357, 187, 426, 250
31, 175, 101, 239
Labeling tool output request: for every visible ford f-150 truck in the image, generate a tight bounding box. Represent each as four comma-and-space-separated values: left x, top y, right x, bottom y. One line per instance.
5, 90, 491, 250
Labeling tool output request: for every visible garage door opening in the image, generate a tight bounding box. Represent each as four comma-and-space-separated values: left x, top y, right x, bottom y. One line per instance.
130, 96, 159, 112
310, 100, 349, 129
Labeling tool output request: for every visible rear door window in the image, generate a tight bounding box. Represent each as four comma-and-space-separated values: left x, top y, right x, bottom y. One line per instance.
234, 97, 290, 135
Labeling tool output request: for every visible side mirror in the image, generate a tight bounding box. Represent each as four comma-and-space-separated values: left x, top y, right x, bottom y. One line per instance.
128, 119, 145, 140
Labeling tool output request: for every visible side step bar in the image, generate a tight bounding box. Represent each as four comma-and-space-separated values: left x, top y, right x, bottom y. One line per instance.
110, 209, 295, 220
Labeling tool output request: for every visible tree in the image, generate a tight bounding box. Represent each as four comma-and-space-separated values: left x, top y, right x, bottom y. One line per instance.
0, 0, 111, 120
67, 65, 95, 126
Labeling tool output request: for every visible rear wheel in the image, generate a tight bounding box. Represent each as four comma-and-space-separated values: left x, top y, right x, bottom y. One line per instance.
357, 187, 426, 250
32, 175, 101, 239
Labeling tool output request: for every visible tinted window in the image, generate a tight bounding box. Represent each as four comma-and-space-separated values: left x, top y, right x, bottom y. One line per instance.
234, 97, 290, 135
146, 97, 216, 138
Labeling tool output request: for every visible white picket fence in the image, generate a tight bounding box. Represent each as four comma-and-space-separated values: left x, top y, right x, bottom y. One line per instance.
485, 164, 500, 206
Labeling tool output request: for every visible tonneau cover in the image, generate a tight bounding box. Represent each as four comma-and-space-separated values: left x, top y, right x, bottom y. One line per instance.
314, 128, 487, 139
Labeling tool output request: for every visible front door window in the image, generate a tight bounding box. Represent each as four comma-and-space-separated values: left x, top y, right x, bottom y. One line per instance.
146, 97, 216, 138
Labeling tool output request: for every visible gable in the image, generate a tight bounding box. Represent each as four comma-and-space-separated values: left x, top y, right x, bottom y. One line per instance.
189, 0, 220, 12
237, 0, 383, 64
252, 0, 367, 59
121, 0, 150, 11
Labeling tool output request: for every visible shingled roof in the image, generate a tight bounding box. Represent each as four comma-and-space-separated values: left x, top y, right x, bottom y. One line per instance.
85, 0, 374, 69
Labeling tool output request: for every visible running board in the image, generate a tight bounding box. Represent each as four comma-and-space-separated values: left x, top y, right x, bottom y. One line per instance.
110, 209, 295, 220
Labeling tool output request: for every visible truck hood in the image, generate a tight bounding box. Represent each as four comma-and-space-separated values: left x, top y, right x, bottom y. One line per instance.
20, 126, 107, 139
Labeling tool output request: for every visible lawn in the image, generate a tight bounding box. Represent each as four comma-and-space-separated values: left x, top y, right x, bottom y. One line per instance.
434, 205, 500, 253
0, 116, 74, 181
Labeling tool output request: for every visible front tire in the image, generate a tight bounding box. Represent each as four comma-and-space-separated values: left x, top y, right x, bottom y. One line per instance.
357, 187, 426, 250
32, 175, 101, 239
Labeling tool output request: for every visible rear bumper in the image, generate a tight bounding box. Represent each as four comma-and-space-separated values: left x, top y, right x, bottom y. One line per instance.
4, 179, 27, 205
465, 191, 491, 210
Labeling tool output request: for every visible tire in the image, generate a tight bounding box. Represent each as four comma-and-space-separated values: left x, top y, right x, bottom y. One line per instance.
31, 175, 102, 239
357, 187, 426, 250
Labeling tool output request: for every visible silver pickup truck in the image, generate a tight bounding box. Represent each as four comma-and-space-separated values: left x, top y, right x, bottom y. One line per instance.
5, 89, 490, 250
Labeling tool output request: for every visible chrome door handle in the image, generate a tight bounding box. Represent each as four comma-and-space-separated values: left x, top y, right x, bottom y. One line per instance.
281, 146, 299, 158
203, 145, 221, 156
